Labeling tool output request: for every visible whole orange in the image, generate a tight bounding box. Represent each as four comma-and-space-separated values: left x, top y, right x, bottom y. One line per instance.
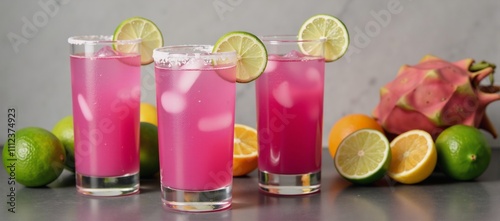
328, 114, 384, 159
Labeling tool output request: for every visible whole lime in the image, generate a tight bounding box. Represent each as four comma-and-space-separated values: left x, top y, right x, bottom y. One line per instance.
52, 116, 75, 172
2, 127, 66, 187
435, 125, 491, 181
139, 122, 159, 178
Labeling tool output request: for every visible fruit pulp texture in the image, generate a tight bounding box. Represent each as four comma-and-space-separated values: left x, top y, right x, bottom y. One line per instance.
156, 65, 236, 190
70, 54, 141, 177
256, 55, 325, 174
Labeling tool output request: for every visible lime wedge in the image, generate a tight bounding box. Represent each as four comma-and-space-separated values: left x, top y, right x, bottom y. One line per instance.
213, 31, 267, 83
113, 16, 163, 65
334, 129, 391, 185
298, 14, 349, 62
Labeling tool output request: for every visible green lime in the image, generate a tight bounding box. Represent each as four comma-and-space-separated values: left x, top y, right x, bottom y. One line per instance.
213, 31, 268, 83
113, 16, 163, 65
52, 115, 75, 172
435, 125, 491, 181
334, 129, 391, 185
2, 127, 66, 187
298, 14, 349, 62
139, 122, 159, 178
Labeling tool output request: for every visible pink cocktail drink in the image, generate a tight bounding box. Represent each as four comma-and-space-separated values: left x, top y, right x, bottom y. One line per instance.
256, 54, 324, 174
71, 55, 141, 176
156, 68, 235, 190
256, 35, 325, 195
69, 35, 141, 196
154, 45, 237, 212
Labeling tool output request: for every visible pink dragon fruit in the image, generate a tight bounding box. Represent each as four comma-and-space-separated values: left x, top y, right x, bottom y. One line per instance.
373, 55, 499, 139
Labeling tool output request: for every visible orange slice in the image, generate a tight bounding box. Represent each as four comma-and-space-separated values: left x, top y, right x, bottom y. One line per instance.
233, 124, 258, 176
388, 130, 437, 184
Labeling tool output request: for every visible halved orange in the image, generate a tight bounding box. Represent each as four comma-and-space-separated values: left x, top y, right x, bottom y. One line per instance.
233, 124, 258, 176
388, 130, 437, 184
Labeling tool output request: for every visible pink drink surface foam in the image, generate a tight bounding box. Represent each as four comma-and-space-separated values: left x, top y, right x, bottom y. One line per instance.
256, 54, 325, 174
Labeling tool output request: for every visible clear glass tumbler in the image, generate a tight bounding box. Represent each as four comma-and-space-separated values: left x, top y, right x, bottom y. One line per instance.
256, 35, 325, 195
153, 45, 237, 211
68, 35, 141, 196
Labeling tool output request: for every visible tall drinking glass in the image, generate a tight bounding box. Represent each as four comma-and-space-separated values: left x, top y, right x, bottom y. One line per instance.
68, 35, 141, 196
153, 45, 237, 212
256, 35, 325, 195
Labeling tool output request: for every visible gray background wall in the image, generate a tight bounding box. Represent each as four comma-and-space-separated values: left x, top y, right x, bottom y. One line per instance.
1, 0, 499, 147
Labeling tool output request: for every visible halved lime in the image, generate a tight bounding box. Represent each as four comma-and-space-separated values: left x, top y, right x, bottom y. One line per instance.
298, 14, 349, 62
213, 31, 267, 83
334, 129, 391, 185
113, 16, 163, 65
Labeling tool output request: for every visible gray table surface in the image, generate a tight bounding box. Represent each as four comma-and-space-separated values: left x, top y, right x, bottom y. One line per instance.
2, 148, 500, 221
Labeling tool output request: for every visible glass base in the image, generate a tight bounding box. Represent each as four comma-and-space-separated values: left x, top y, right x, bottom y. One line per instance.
258, 170, 321, 195
161, 185, 232, 212
76, 172, 139, 196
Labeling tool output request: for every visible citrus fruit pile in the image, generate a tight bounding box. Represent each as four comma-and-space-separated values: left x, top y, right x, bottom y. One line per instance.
330, 114, 492, 185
